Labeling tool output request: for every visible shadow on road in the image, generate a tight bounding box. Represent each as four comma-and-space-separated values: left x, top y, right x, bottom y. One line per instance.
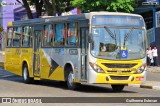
0, 74, 136, 94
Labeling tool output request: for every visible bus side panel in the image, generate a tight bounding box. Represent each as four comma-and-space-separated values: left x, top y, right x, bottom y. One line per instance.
40, 48, 51, 79
64, 48, 80, 82
40, 48, 65, 81
21, 48, 33, 77
4, 48, 14, 73
11, 48, 22, 76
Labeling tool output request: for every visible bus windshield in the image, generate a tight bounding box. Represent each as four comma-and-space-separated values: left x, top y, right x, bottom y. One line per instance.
91, 27, 146, 60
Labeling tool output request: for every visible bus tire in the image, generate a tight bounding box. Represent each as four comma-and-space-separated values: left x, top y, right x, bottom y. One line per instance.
111, 84, 125, 92
23, 64, 32, 84
67, 68, 79, 90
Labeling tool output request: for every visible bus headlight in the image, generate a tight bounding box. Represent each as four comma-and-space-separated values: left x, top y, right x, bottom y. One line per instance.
89, 62, 104, 73
134, 64, 147, 74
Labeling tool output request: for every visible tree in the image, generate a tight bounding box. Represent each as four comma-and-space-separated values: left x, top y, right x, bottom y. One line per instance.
17, 0, 43, 19
71, 0, 137, 13
43, 0, 74, 16
17, 0, 33, 19
17, 0, 74, 19
33, 0, 43, 18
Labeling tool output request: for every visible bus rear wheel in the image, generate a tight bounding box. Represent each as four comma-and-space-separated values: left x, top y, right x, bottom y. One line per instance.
111, 84, 125, 92
23, 64, 32, 83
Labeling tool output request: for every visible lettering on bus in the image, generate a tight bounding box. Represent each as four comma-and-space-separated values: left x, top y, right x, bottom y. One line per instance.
96, 18, 139, 25
15, 48, 21, 55
108, 68, 137, 71
55, 48, 62, 54
45, 19, 50, 22
22, 49, 28, 53
92, 15, 144, 26
69, 49, 78, 55
45, 17, 68, 23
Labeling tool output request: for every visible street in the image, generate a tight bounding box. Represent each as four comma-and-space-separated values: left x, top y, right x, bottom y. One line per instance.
0, 68, 160, 106
0, 69, 160, 97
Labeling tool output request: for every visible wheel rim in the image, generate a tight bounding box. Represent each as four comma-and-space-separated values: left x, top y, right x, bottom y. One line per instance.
23, 67, 28, 81
68, 72, 74, 86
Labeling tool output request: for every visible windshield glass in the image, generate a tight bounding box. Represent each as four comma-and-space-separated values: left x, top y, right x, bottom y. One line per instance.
91, 27, 145, 60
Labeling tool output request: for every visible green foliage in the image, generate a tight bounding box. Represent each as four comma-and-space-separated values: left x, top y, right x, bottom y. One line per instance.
20, 0, 74, 18
71, 0, 137, 13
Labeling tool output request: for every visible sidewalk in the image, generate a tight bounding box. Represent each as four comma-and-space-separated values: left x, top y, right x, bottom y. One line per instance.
129, 66, 160, 90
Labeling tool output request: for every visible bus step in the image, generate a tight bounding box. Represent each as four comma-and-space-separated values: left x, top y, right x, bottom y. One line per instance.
80, 79, 87, 84
34, 77, 40, 80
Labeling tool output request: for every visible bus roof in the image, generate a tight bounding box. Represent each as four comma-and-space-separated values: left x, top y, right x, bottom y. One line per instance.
9, 12, 143, 26
12, 13, 87, 26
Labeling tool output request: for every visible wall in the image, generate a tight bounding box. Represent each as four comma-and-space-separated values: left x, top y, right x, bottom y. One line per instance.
2, 0, 22, 31
150, 27, 160, 65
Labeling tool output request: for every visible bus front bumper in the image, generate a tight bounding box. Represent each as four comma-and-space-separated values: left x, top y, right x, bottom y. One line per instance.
95, 71, 146, 85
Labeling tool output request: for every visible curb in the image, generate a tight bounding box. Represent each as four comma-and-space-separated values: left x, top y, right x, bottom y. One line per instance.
129, 84, 160, 90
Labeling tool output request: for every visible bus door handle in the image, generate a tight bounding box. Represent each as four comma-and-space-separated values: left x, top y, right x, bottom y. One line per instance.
81, 54, 87, 56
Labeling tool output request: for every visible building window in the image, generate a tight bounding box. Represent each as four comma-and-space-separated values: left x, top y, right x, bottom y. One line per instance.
147, 28, 155, 43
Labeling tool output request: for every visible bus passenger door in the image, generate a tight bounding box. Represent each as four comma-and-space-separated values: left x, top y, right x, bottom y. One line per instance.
33, 30, 42, 79
80, 27, 89, 80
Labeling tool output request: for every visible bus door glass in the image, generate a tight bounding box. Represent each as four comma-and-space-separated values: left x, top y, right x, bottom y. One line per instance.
80, 27, 89, 80
33, 30, 42, 77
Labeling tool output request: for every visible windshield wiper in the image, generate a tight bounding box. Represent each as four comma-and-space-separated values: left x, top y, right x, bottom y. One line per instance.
123, 27, 134, 47
104, 26, 116, 40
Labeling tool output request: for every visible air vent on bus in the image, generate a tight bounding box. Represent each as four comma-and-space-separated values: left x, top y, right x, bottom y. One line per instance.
110, 76, 129, 80
102, 63, 137, 68
107, 70, 132, 73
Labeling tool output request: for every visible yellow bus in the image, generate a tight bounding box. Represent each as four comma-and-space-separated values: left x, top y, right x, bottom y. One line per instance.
4, 12, 147, 92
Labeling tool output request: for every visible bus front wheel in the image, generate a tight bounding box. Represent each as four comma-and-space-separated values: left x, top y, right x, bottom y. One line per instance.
67, 69, 79, 90
111, 84, 125, 92
23, 64, 32, 83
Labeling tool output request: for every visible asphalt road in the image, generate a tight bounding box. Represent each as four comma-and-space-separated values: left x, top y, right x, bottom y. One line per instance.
0, 69, 160, 97
0, 69, 160, 106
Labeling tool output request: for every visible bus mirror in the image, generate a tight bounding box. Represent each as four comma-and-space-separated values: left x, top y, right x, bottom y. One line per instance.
88, 33, 93, 43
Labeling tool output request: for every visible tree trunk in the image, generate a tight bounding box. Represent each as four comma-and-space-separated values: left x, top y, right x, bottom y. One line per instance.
52, 0, 56, 16
22, 0, 33, 19
35, 0, 43, 18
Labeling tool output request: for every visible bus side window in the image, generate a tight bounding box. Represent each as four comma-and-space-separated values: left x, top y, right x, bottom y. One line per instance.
7, 28, 13, 47
22, 26, 31, 47
54, 23, 65, 46
43, 24, 53, 47
67, 23, 78, 46
13, 27, 21, 47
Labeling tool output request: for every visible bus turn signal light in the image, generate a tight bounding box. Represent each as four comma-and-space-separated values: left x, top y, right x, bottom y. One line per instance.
136, 76, 144, 81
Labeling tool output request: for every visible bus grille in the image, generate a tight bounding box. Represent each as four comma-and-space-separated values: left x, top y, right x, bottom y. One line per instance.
110, 76, 129, 80
107, 70, 132, 73
102, 63, 137, 68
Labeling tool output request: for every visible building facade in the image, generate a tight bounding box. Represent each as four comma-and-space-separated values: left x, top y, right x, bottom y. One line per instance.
0, 0, 22, 50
